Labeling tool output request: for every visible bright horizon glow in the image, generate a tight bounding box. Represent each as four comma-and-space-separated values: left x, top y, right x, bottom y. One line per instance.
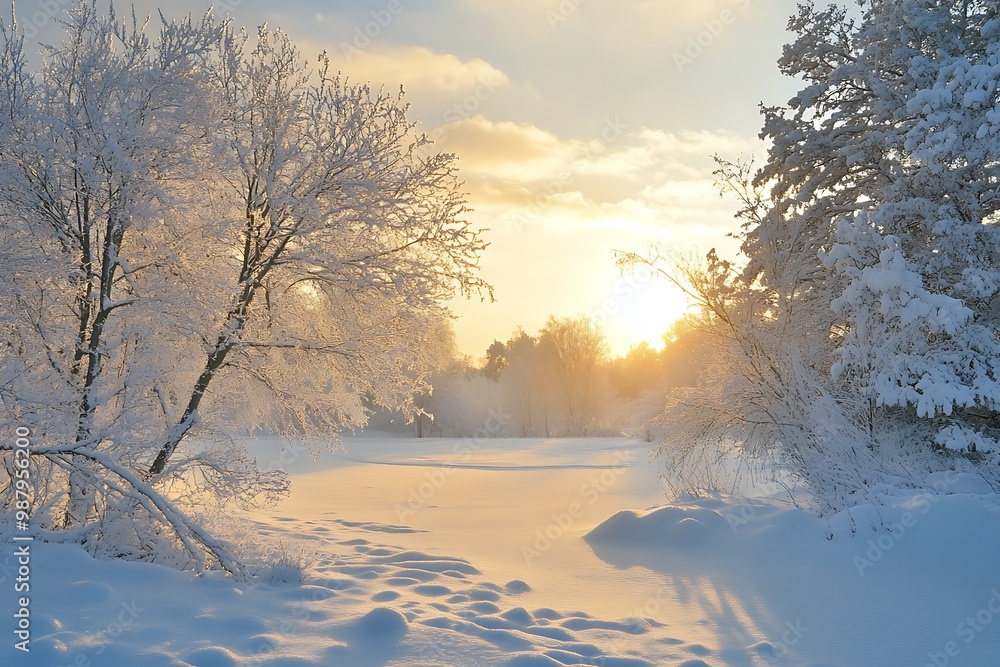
601, 280, 691, 358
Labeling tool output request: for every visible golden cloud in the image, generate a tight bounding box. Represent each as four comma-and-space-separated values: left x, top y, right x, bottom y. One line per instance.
338, 45, 509, 94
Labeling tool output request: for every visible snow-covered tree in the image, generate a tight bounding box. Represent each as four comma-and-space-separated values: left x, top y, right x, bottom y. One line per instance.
481, 340, 508, 382
499, 328, 550, 436
0, 3, 489, 572
761, 1, 1000, 444
637, 0, 1000, 513
538, 315, 610, 436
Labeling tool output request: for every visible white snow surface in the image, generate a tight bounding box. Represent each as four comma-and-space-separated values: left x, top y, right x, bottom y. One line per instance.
3, 434, 1000, 666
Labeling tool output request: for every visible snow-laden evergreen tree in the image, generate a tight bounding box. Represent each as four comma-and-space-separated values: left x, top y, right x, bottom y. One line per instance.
762, 1, 1000, 444
0, 3, 489, 572
636, 0, 1000, 514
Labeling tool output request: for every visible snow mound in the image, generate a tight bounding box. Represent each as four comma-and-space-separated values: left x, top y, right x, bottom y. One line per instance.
585, 505, 730, 548
184, 646, 242, 667
351, 606, 409, 638
505, 579, 532, 594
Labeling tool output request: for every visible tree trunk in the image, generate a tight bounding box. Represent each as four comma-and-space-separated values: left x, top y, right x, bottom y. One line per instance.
147, 337, 233, 477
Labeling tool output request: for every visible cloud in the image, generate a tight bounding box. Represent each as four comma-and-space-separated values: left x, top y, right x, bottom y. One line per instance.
336, 45, 509, 94
433, 117, 573, 181
432, 117, 763, 222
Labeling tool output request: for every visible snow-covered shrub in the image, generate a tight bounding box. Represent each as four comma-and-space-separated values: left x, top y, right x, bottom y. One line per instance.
934, 424, 1000, 455
258, 542, 312, 585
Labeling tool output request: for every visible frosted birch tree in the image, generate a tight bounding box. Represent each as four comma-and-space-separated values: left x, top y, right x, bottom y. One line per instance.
0, 3, 489, 571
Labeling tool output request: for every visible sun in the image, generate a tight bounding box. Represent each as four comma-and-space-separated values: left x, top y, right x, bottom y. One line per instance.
602, 280, 691, 358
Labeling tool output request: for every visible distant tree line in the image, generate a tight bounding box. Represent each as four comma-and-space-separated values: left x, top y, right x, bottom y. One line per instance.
370, 315, 704, 439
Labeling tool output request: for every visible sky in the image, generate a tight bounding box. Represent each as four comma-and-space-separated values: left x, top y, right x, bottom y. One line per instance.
14, 0, 804, 359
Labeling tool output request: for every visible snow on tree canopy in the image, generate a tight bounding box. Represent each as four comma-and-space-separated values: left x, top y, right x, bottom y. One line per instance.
935, 423, 1000, 453
0, 5, 489, 572
639, 0, 1000, 514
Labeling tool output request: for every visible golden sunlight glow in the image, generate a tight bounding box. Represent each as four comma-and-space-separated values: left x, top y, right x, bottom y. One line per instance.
602, 280, 691, 358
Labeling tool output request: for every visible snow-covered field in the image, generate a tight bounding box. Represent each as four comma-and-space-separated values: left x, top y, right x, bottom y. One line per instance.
4, 435, 1000, 666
